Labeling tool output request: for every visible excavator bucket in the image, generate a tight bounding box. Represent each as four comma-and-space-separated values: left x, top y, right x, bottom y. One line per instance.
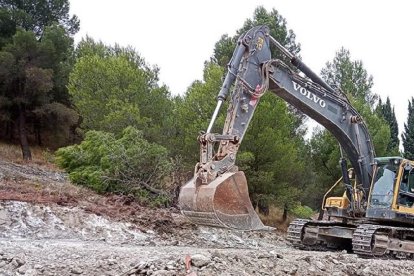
178, 171, 266, 230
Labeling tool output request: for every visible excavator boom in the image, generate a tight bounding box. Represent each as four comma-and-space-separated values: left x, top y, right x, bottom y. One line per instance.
178, 25, 374, 230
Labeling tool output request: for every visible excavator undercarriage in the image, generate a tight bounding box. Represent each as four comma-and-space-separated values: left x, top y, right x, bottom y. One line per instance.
288, 219, 414, 259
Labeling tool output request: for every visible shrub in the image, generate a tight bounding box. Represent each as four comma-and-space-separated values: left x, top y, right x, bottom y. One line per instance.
291, 204, 314, 219
56, 126, 173, 206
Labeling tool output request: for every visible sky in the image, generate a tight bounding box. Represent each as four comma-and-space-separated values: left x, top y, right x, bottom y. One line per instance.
69, 0, 414, 139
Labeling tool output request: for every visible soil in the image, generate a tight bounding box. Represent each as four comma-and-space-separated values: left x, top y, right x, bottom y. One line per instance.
1, 159, 414, 276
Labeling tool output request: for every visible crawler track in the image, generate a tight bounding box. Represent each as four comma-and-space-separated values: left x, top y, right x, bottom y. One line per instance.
287, 219, 354, 251
353, 224, 414, 259
288, 219, 414, 259
287, 219, 308, 245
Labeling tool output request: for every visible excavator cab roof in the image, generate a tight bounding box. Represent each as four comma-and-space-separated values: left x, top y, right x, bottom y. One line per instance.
374, 157, 403, 166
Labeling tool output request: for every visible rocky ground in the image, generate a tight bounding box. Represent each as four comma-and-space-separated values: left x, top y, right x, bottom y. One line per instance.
1, 160, 414, 275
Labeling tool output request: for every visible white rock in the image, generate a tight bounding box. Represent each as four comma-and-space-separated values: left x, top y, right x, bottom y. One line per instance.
315, 261, 326, 271
191, 254, 211, 267
70, 267, 83, 274
362, 266, 372, 274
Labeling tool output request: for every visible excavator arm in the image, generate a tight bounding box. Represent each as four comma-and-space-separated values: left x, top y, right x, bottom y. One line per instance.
268, 61, 375, 192
179, 25, 375, 230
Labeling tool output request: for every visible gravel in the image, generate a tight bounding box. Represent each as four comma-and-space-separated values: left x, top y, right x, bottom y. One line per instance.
1, 201, 414, 275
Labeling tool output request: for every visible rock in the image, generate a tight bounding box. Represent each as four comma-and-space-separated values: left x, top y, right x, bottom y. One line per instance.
0, 261, 6, 268
107, 258, 116, 265
24, 269, 38, 276
362, 266, 372, 275
15, 257, 25, 266
165, 264, 175, 270
301, 256, 311, 263
315, 260, 326, 271
17, 266, 27, 274
258, 253, 272, 259
11, 259, 20, 268
136, 261, 147, 270
70, 267, 83, 274
152, 270, 175, 276
283, 266, 298, 275
331, 258, 340, 265
126, 268, 138, 275
191, 254, 211, 268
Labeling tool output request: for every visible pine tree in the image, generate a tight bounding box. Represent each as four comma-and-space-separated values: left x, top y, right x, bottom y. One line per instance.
402, 97, 414, 160
377, 97, 400, 154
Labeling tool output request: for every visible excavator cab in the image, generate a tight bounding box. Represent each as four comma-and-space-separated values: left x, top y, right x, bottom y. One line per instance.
396, 162, 414, 207
365, 157, 414, 223
368, 159, 399, 209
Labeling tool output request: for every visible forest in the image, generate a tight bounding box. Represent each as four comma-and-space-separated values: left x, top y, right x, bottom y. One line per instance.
1, 0, 414, 220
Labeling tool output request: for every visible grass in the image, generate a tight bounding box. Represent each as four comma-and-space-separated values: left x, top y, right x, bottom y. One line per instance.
0, 142, 57, 168
258, 205, 294, 231
0, 141, 105, 206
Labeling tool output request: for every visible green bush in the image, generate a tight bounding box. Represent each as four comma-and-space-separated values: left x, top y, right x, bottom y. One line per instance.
291, 204, 314, 219
56, 126, 173, 206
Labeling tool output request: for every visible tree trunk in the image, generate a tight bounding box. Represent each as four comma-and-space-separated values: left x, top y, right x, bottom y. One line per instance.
258, 199, 269, 216
4, 121, 13, 141
282, 204, 288, 222
18, 108, 32, 161
35, 121, 42, 146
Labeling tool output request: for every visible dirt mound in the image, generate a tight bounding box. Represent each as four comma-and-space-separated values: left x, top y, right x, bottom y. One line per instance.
0, 159, 185, 234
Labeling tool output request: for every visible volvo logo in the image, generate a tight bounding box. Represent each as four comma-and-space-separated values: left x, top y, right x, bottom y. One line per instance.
292, 81, 326, 108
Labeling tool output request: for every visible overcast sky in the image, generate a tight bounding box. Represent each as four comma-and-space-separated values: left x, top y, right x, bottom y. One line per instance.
69, 0, 414, 139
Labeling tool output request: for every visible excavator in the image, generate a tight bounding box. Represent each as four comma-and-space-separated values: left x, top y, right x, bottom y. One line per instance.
178, 25, 414, 258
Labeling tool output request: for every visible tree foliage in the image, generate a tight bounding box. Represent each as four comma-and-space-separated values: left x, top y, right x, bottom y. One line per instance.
321, 48, 390, 157
0, 0, 78, 159
403, 97, 414, 160
0, 25, 78, 159
171, 62, 226, 168
238, 94, 306, 214
322, 48, 376, 105
69, 38, 173, 146
0, 0, 79, 38
376, 97, 400, 155
213, 6, 300, 67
